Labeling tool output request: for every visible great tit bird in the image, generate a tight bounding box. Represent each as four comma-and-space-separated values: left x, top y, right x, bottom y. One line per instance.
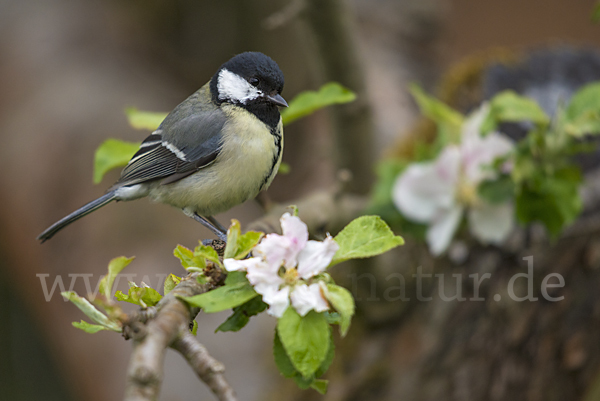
38, 52, 287, 242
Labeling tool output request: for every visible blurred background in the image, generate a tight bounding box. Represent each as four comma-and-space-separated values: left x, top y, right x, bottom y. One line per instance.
2, 0, 600, 400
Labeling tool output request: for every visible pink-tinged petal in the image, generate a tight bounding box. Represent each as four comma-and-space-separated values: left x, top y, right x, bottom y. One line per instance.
435, 146, 462, 191
296, 236, 339, 279
254, 216, 309, 270
262, 286, 290, 318
254, 233, 291, 269
223, 257, 261, 272
461, 108, 514, 185
426, 205, 463, 256
290, 283, 329, 316
468, 202, 514, 244
461, 105, 502, 181
280, 213, 309, 268
392, 146, 460, 223
281, 213, 309, 246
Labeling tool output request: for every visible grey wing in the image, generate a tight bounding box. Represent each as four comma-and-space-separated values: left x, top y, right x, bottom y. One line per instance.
113, 110, 226, 188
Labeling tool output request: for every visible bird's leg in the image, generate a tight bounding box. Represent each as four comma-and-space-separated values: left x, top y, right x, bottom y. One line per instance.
205, 215, 227, 233
182, 209, 228, 242
194, 215, 228, 242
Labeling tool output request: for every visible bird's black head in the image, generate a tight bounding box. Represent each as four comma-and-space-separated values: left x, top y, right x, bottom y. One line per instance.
210, 52, 286, 129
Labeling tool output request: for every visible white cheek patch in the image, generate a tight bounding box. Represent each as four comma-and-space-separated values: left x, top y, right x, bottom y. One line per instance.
217, 68, 262, 104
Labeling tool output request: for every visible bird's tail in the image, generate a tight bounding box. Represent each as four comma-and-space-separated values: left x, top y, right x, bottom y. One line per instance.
37, 191, 117, 242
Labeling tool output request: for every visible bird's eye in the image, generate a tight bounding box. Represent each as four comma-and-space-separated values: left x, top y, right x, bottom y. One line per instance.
249, 77, 260, 87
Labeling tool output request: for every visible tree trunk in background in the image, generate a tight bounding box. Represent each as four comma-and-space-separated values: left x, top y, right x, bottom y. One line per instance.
388, 229, 600, 401
302, 0, 377, 195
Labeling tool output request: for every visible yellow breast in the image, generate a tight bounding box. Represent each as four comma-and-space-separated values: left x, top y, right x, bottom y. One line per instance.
149, 105, 283, 216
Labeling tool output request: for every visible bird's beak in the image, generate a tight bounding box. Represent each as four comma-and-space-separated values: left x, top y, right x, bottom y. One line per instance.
266, 93, 288, 107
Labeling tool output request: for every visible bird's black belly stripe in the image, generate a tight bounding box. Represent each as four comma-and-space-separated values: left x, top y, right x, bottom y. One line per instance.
260, 127, 282, 190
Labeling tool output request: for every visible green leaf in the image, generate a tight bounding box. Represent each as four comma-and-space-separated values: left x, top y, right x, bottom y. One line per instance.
310, 380, 329, 395
331, 216, 404, 266
174, 244, 195, 266
273, 330, 298, 378
276, 335, 330, 381
115, 285, 162, 308
181, 275, 257, 313
293, 375, 315, 390
564, 115, 600, 138
274, 329, 334, 393
314, 334, 335, 378
234, 232, 264, 260
224, 270, 247, 285
125, 107, 168, 131
223, 220, 263, 260
72, 320, 111, 334
479, 108, 497, 135
174, 245, 206, 270
281, 82, 356, 125
139, 287, 163, 307
93, 139, 140, 184
409, 84, 464, 141
325, 311, 341, 325
62, 291, 121, 332
277, 308, 330, 378
216, 296, 267, 332
164, 274, 181, 295
99, 256, 135, 299
487, 91, 549, 129
278, 162, 291, 174
564, 82, 600, 137
516, 166, 582, 236
478, 175, 515, 204
194, 242, 221, 267
191, 320, 198, 336
324, 284, 355, 337
223, 220, 242, 259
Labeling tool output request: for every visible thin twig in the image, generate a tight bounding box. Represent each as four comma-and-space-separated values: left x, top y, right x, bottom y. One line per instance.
172, 331, 238, 401
119, 186, 365, 400
123, 272, 219, 401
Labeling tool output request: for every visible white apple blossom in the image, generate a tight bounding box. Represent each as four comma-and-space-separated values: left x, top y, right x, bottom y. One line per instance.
224, 213, 339, 318
392, 104, 515, 255
289, 283, 329, 316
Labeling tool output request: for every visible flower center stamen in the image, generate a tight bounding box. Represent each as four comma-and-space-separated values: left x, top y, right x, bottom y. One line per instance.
283, 268, 298, 285
456, 177, 479, 206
